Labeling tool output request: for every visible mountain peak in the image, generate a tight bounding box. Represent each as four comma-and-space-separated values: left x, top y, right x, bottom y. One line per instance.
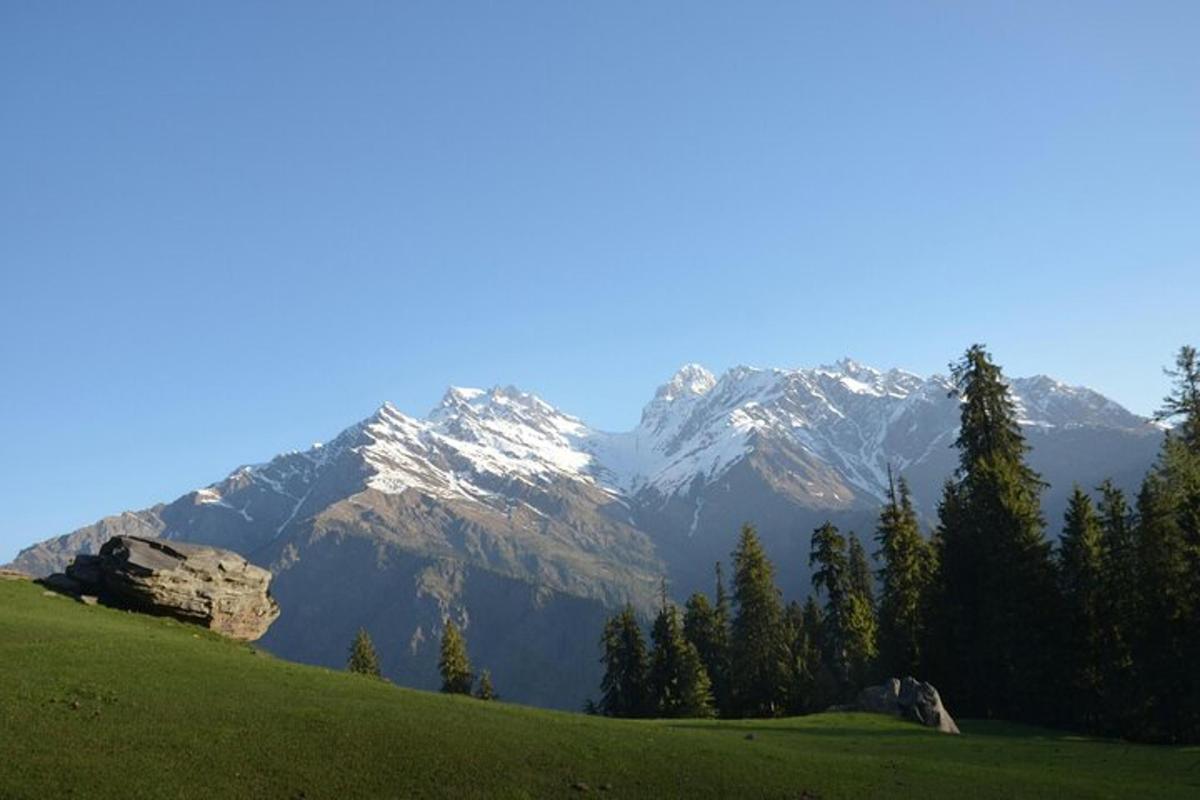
433, 385, 543, 418
442, 386, 486, 404
817, 357, 878, 377
370, 401, 406, 423
488, 384, 538, 403
656, 364, 717, 401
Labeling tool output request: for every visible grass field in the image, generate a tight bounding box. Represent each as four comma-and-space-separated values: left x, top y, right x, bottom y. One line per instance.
1, 579, 1196, 799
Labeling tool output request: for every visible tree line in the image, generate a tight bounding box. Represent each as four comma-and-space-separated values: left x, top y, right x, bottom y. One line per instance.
597, 344, 1200, 744
348, 620, 496, 701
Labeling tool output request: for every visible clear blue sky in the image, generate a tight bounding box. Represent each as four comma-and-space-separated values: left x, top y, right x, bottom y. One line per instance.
2, 2, 1197, 562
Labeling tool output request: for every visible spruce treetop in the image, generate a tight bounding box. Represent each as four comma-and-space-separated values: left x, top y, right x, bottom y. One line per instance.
475, 669, 496, 701
950, 343, 1035, 480
599, 604, 649, 717
347, 627, 382, 678
1156, 345, 1200, 451
439, 620, 474, 695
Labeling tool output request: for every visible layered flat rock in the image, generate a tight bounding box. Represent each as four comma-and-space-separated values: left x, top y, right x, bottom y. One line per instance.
62, 536, 280, 641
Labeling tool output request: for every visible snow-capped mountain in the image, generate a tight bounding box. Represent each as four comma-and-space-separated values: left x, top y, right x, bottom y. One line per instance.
590, 360, 942, 501
195, 359, 1149, 525
9, 359, 1163, 709
592, 360, 1149, 507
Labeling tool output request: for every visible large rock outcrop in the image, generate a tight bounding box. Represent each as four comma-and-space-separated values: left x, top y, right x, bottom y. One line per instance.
857, 677, 960, 734
59, 536, 280, 641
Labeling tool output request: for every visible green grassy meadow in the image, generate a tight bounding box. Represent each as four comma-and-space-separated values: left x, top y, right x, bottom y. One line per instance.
0, 579, 1196, 799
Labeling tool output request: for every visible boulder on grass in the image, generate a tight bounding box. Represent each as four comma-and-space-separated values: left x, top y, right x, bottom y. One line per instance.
855, 676, 960, 734
58, 536, 280, 641
857, 678, 902, 714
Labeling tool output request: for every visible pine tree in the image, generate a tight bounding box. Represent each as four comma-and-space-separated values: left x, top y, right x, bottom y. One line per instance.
715, 561, 731, 630
649, 589, 714, 718
1156, 345, 1200, 450
1056, 486, 1105, 731
926, 344, 1057, 721
844, 533, 879, 689
729, 524, 791, 717
799, 596, 839, 712
783, 601, 803, 710
783, 600, 815, 714
1095, 479, 1138, 736
1136, 345, 1200, 742
922, 480, 963, 700
648, 581, 675, 712
683, 576, 730, 716
599, 604, 649, 717
475, 669, 496, 701
347, 627, 382, 678
811, 523, 877, 697
438, 620, 473, 695
712, 562, 733, 714
848, 532, 873, 602
683, 592, 717, 658
809, 522, 851, 692
1132, 472, 1190, 740
875, 472, 934, 679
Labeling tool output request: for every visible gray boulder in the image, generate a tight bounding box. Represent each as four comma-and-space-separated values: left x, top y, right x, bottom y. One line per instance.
60, 536, 280, 640
855, 676, 960, 734
857, 677, 902, 714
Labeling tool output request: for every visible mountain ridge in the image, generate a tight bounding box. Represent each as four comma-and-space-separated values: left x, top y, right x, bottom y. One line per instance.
208, 360, 1149, 505
10, 356, 1161, 599
8, 358, 1164, 709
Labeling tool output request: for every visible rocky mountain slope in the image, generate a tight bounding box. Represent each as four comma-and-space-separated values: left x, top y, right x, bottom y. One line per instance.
9, 360, 1163, 708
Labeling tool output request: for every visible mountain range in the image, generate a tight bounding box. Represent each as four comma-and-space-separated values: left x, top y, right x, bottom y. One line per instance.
9, 359, 1163, 708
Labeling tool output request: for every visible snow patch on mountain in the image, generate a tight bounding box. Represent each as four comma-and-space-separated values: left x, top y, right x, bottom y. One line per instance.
191, 361, 1153, 519
593, 362, 946, 501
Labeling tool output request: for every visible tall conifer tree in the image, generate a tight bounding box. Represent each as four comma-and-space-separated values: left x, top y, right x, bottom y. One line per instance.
1094, 479, 1138, 735
649, 589, 715, 718
729, 524, 790, 717
845, 533, 879, 688
599, 604, 649, 717
927, 344, 1056, 720
1057, 486, 1105, 730
847, 533, 874, 604
800, 596, 840, 712
782, 600, 811, 714
923, 479, 963, 697
810, 522, 852, 694
712, 562, 733, 714
875, 472, 934, 678
438, 620, 473, 695
1156, 345, 1200, 449
684, 580, 730, 716
1137, 344, 1200, 741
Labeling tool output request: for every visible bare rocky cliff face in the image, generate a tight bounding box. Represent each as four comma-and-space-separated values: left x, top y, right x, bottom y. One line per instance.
8, 360, 1163, 709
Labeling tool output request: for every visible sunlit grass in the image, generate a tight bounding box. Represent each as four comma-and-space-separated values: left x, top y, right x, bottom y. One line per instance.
1, 580, 1195, 799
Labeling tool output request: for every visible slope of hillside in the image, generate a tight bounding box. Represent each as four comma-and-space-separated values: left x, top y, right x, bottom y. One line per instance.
1, 580, 1194, 800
